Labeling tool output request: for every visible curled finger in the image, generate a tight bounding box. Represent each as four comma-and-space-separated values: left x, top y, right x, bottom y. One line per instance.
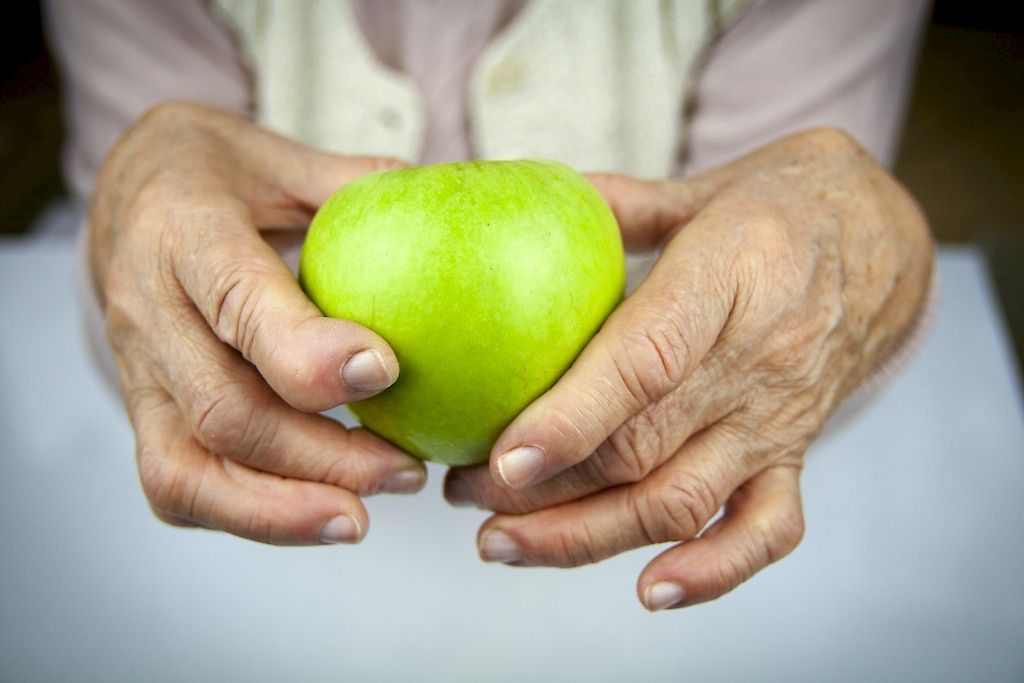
474, 425, 748, 567
131, 389, 373, 545
638, 464, 805, 611
158, 300, 425, 495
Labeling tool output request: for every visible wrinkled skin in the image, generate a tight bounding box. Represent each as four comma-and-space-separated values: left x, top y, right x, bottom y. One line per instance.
94, 103, 932, 610
443, 128, 934, 610
91, 102, 427, 545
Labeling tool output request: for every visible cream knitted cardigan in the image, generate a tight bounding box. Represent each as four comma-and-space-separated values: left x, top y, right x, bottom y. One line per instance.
79, 0, 935, 432
211, 0, 747, 178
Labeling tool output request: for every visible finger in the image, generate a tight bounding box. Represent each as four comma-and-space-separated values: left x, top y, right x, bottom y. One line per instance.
585, 166, 738, 253
475, 426, 747, 567
637, 465, 804, 611
158, 300, 425, 495
131, 389, 372, 546
211, 105, 406, 215
245, 147, 406, 217
585, 136, 796, 252
585, 174, 695, 252
149, 506, 200, 529
489, 218, 736, 490
170, 196, 400, 413
446, 371, 718, 513
154, 103, 405, 225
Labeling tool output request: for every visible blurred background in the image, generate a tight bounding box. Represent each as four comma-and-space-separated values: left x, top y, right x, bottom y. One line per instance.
4, 0, 1020, 375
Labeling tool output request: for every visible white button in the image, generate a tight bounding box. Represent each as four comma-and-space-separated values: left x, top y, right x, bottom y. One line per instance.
378, 108, 402, 129
485, 59, 523, 95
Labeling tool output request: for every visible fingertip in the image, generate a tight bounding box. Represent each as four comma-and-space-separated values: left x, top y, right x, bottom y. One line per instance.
641, 581, 687, 612
443, 473, 479, 508
267, 316, 400, 412
636, 467, 806, 607
340, 348, 399, 395
478, 526, 524, 564
317, 513, 365, 544
325, 154, 408, 190
378, 467, 427, 495
492, 445, 546, 490
286, 153, 410, 207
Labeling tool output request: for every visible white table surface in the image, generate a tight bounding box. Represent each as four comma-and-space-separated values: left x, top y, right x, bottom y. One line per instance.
1, 226, 1022, 682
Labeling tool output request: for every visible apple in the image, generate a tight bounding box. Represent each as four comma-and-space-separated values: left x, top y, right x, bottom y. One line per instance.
299, 160, 625, 466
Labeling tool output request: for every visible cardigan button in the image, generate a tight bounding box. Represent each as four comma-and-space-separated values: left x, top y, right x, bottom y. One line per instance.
485, 59, 523, 95
378, 107, 403, 130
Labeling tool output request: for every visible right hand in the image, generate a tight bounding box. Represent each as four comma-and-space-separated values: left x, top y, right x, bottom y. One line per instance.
90, 101, 426, 545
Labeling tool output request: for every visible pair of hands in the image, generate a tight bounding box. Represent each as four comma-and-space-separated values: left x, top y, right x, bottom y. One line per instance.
91, 102, 932, 610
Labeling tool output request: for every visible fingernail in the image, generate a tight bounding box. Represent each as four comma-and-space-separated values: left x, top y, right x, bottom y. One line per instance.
444, 476, 477, 508
380, 469, 425, 494
479, 529, 522, 563
644, 581, 685, 611
318, 514, 363, 544
341, 349, 395, 393
496, 445, 546, 488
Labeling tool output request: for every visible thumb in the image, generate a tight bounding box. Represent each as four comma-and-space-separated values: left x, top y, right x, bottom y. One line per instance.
173, 193, 400, 414
489, 217, 737, 490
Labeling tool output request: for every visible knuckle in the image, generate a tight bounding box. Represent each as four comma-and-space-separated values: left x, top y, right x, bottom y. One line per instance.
320, 456, 369, 495
793, 126, 864, 158
103, 279, 142, 352
136, 443, 196, 519
731, 227, 817, 329
637, 472, 719, 542
777, 512, 806, 558
591, 437, 645, 485
709, 504, 805, 597
590, 411, 664, 485
132, 165, 188, 211
734, 205, 788, 246
137, 100, 205, 130
735, 220, 801, 291
711, 546, 761, 596
191, 382, 266, 460
122, 167, 204, 243
760, 340, 823, 386
546, 399, 605, 454
742, 399, 820, 462
759, 507, 806, 561
136, 448, 167, 509
207, 263, 267, 359
545, 523, 603, 568
617, 302, 693, 405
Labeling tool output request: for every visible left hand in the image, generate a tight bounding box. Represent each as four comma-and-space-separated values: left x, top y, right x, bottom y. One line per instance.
443, 128, 934, 610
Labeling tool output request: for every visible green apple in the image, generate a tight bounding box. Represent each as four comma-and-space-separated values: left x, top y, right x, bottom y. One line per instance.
299, 160, 625, 466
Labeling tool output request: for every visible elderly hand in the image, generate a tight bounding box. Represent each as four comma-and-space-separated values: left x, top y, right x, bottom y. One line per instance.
91, 102, 426, 545
444, 128, 933, 610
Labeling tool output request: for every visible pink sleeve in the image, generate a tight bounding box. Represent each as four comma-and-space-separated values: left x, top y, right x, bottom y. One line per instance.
43, 0, 251, 204
683, 0, 937, 426
44, 0, 252, 390
683, 0, 931, 173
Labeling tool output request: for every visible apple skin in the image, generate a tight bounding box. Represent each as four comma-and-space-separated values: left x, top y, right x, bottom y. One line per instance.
299, 160, 625, 466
